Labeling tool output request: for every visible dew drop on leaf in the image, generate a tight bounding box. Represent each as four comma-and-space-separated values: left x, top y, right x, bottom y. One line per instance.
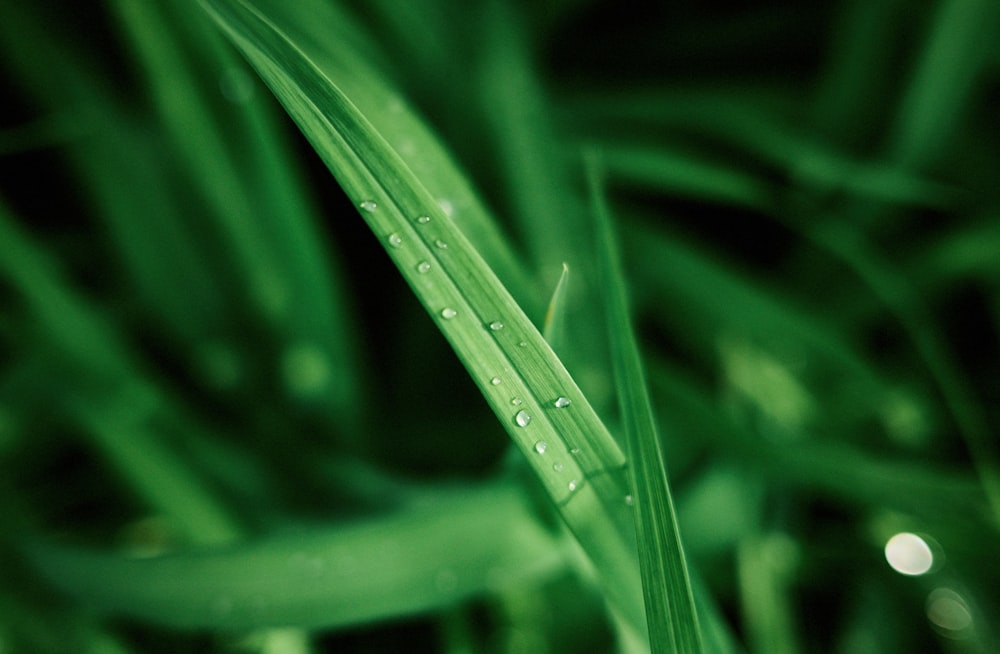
568, 480, 580, 492
416, 261, 431, 274
489, 320, 504, 331
534, 440, 548, 454
553, 462, 564, 472
554, 396, 571, 408
359, 200, 377, 213
490, 376, 502, 385
441, 308, 457, 320
511, 397, 523, 406
416, 215, 431, 224
515, 410, 532, 427
387, 233, 402, 248
435, 239, 448, 249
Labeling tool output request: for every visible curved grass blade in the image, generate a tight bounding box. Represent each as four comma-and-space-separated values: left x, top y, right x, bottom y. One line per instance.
542, 262, 570, 349
200, 0, 648, 639
245, 0, 539, 314
588, 154, 703, 653
27, 481, 563, 630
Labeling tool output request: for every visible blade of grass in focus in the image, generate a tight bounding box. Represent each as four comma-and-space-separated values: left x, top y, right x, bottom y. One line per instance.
588, 155, 703, 653
477, 0, 614, 410
200, 0, 649, 643
246, 0, 539, 314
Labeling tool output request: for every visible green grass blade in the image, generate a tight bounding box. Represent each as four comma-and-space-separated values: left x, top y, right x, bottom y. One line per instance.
565, 89, 957, 208
200, 0, 649, 638
542, 262, 570, 350
107, 0, 365, 436
588, 155, 703, 653
889, 0, 998, 168
477, 1, 615, 411
597, 143, 774, 211
27, 480, 563, 630
0, 198, 241, 545
247, 0, 539, 313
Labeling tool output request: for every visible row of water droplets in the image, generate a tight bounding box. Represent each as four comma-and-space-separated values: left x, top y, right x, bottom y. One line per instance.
360, 200, 449, 296
361, 199, 613, 501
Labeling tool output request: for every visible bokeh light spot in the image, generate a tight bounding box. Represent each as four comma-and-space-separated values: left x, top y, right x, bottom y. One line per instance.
884, 532, 933, 575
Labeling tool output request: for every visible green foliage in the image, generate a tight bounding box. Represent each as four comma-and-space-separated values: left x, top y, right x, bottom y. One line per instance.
1, 1, 998, 653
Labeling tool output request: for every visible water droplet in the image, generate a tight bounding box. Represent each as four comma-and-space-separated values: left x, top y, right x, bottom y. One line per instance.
488, 320, 504, 331
490, 377, 502, 386
568, 480, 580, 492
359, 200, 377, 213
554, 396, 571, 408
416, 215, 431, 224
570, 447, 581, 456
515, 410, 532, 427
625, 494, 634, 506
518, 341, 528, 348
387, 233, 402, 248
511, 397, 523, 406
553, 462, 564, 472
416, 261, 431, 274
441, 308, 457, 320
437, 198, 454, 216
533, 440, 548, 454
435, 239, 448, 249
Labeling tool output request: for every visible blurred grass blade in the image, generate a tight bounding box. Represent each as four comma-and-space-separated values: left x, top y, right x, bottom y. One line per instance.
889, 0, 998, 168
597, 143, 773, 211
106, 0, 364, 432
0, 198, 241, 545
27, 481, 563, 630
806, 221, 1000, 521
200, 0, 650, 639
588, 154, 703, 653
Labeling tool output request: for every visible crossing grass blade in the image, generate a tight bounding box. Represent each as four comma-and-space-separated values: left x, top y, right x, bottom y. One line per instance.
200, 0, 650, 641
27, 480, 564, 630
588, 154, 703, 653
